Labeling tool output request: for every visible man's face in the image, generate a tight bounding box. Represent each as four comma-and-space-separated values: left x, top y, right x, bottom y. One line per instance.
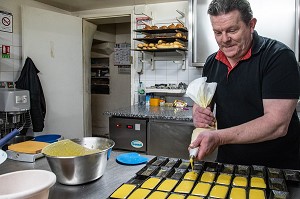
210, 10, 256, 62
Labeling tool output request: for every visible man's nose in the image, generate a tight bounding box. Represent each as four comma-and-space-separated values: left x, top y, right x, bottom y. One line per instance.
221, 33, 231, 42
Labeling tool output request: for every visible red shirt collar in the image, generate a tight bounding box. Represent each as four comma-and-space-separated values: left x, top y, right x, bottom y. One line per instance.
216, 48, 252, 74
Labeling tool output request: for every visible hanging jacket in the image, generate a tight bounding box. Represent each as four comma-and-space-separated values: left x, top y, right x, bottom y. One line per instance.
15, 57, 46, 132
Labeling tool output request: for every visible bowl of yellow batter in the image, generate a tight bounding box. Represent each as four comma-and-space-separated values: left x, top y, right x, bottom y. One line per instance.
42, 137, 114, 185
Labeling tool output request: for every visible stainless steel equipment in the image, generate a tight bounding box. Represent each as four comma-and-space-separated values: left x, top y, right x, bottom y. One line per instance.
109, 117, 148, 152
0, 88, 31, 138
147, 119, 195, 159
188, 0, 299, 67
42, 137, 115, 185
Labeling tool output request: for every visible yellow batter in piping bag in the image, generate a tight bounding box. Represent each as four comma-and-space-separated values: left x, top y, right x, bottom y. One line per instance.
189, 147, 199, 172
186, 77, 217, 163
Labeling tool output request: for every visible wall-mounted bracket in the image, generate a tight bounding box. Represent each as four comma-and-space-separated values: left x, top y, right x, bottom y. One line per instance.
176, 9, 185, 18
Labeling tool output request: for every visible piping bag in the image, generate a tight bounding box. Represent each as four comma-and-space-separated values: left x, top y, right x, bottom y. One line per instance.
186, 77, 217, 166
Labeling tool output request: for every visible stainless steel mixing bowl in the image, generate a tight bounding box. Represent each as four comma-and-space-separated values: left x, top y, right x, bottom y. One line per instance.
42, 137, 114, 185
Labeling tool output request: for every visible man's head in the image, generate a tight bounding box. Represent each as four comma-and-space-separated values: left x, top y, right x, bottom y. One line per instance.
207, 0, 257, 64
208, 0, 253, 25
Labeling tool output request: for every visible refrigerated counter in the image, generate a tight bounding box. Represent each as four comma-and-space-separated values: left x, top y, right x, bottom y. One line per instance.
108, 115, 196, 159
109, 117, 148, 152
106, 105, 208, 160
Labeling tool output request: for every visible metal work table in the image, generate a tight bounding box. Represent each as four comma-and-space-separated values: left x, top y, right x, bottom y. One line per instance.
0, 150, 152, 199
1, 150, 300, 198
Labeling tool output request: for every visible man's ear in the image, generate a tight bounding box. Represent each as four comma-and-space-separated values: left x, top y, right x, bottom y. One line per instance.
249, 18, 257, 33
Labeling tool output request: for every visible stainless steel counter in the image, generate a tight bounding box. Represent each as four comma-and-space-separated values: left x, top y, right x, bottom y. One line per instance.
1, 150, 300, 198
0, 151, 152, 199
104, 105, 193, 121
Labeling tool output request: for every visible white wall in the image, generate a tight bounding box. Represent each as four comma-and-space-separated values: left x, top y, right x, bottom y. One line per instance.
0, 0, 70, 83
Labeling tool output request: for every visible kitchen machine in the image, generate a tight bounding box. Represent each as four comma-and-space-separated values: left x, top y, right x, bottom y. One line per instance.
109, 117, 148, 152
0, 88, 31, 146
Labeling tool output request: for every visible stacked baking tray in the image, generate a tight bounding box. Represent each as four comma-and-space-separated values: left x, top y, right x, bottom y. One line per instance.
109, 156, 300, 199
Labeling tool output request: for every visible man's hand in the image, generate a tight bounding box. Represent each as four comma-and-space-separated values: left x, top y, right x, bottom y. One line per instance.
189, 129, 221, 160
193, 103, 216, 128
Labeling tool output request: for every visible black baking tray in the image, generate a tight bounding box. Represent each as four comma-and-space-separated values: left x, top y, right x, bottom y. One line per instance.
147, 156, 168, 167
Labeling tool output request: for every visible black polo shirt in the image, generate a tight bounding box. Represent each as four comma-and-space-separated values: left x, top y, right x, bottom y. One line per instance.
203, 31, 300, 169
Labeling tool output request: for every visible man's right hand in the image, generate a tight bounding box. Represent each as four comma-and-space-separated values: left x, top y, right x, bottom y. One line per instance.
193, 103, 216, 128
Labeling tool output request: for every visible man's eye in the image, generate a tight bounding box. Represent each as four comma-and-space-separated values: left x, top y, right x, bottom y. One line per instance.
228, 29, 237, 33
214, 31, 221, 35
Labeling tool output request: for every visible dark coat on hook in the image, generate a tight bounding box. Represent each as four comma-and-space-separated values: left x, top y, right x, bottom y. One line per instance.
16, 57, 46, 132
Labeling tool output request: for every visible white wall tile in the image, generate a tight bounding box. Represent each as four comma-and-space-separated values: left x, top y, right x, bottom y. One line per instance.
0, 71, 14, 81
188, 69, 202, 83
154, 61, 167, 70
0, 58, 14, 71
166, 61, 180, 70
145, 68, 156, 80
12, 33, 21, 47
177, 69, 189, 82
166, 69, 177, 82
155, 69, 167, 81
11, 46, 22, 60
13, 59, 22, 71
13, 71, 21, 81
0, 30, 20, 83
0, 32, 13, 45
143, 62, 153, 70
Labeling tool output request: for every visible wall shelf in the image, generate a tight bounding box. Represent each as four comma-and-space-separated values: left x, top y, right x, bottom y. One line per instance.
134, 20, 188, 71
134, 37, 188, 43
134, 28, 188, 34
145, 88, 186, 94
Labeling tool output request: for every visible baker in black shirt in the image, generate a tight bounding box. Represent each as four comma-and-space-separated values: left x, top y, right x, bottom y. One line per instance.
190, 0, 300, 169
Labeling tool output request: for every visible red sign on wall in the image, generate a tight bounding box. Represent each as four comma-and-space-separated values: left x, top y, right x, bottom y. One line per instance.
2, 45, 10, 58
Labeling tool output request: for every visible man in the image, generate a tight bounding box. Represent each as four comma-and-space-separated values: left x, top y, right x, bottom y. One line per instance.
190, 0, 300, 169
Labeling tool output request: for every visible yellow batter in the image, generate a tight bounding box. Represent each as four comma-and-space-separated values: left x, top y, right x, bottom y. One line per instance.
190, 158, 194, 171
147, 191, 168, 199
216, 174, 232, 185
200, 172, 216, 183
232, 176, 248, 187
184, 171, 199, 181
209, 184, 229, 199
191, 182, 211, 196
167, 193, 186, 199
110, 184, 136, 198
250, 177, 266, 189
141, 177, 161, 189
42, 139, 101, 156
127, 188, 151, 199
157, 179, 178, 192
186, 195, 204, 199
229, 187, 246, 199
249, 189, 266, 199
174, 180, 195, 194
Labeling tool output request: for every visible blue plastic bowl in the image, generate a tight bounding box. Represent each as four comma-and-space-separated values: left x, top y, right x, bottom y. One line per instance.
34, 134, 62, 143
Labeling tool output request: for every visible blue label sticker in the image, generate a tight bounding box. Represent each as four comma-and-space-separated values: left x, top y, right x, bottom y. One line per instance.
131, 140, 143, 148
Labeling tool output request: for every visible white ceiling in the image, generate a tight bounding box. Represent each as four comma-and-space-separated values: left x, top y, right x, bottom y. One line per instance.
33, 0, 187, 12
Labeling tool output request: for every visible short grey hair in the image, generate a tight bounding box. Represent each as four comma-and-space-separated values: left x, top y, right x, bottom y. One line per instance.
207, 0, 253, 24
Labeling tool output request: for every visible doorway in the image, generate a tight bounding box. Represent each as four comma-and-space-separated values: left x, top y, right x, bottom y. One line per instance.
86, 16, 132, 137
